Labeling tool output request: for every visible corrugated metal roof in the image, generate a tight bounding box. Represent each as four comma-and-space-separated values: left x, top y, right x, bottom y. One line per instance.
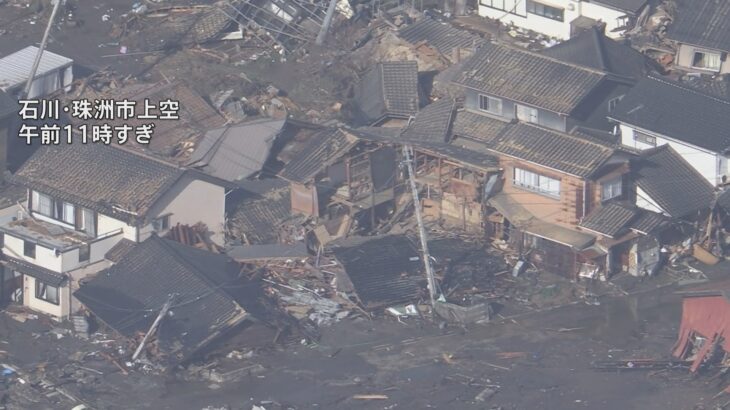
0, 46, 73, 90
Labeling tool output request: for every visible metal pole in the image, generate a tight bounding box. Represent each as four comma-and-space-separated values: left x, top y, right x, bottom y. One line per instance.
132, 295, 174, 361
22, 0, 63, 98
402, 144, 438, 307
316, 0, 338, 45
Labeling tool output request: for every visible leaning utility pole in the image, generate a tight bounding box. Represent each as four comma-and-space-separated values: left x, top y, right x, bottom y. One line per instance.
132, 295, 174, 362
402, 144, 438, 307
315, 0, 338, 45
23, 0, 64, 98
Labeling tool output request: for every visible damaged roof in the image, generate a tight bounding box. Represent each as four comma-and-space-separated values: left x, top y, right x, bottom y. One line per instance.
329, 235, 425, 309
667, 0, 730, 52
609, 76, 730, 153
540, 27, 651, 79
454, 42, 606, 115
634, 145, 715, 218
74, 236, 257, 363
279, 128, 360, 183
401, 98, 456, 144
10, 143, 185, 223
578, 202, 667, 238
352, 61, 420, 125
228, 180, 294, 244
398, 17, 484, 58
188, 118, 286, 183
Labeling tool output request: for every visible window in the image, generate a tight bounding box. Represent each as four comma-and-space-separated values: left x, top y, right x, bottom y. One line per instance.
80, 208, 96, 237
153, 215, 170, 232
692, 51, 722, 71
23, 241, 36, 259
31, 191, 75, 225
634, 131, 656, 146
479, 95, 503, 115
514, 168, 561, 198
526, 0, 564, 21
608, 95, 624, 113
601, 176, 623, 201
31, 191, 53, 217
54, 201, 75, 225
78, 244, 90, 263
516, 104, 538, 123
35, 280, 59, 305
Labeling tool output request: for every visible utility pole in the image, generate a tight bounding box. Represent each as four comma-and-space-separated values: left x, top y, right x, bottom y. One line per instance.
316, 0, 338, 46
402, 144, 438, 307
23, 0, 64, 98
132, 295, 174, 362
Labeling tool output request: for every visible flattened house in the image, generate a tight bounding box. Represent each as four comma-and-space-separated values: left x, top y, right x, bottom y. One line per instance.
0, 143, 231, 318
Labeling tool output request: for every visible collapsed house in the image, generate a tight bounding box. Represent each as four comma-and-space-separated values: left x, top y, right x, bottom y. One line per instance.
397, 17, 486, 66
74, 236, 263, 367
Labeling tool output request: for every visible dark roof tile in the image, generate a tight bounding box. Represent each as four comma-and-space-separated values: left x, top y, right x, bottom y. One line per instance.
667, 0, 730, 52
398, 18, 484, 58
401, 98, 455, 144
352, 61, 420, 125
279, 128, 359, 183
580, 202, 637, 237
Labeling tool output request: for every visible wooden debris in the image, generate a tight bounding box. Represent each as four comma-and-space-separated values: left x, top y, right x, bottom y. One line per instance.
353, 394, 388, 400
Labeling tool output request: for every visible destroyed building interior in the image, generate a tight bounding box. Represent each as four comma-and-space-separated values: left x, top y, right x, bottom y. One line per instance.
4, 0, 730, 409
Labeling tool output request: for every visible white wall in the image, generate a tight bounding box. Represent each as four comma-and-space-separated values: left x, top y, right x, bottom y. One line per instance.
635, 186, 666, 215
97, 213, 137, 241
619, 124, 723, 185
3, 234, 63, 272
580, 2, 625, 38
149, 176, 226, 246
22, 275, 68, 318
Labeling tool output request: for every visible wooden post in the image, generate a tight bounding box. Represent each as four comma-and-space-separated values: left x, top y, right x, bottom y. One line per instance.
132, 295, 174, 362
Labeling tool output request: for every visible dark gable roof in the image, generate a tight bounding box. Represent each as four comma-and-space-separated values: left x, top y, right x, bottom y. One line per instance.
634, 145, 715, 218
452, 110, 511, 144
279, 128, 359, 183
352, 61, 419, 125
580, 202, 638, 238
489, 122, 615, 178
454, 42, 606, 115
401, 98, 456, 144
10, 144, 185, 223
540, 27, 650, 79
593, 0, 648, 14
667, 0, 730, 52
74, 236, 253, 362
610, 76, 730, 153
398, 18, 484, 57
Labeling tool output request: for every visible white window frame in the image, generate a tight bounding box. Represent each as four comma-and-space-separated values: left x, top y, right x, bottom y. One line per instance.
478, 94, 503, 115
514, 167, 561, 198
608, 95, 624, 113
526, 0, 564, 22
31, 191, 53, 218
692, 50, 722, 71
601, 176, 623, 201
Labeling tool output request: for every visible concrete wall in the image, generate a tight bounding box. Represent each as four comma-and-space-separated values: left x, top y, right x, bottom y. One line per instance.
97, 213, 137, 241
580, 2, 627, 38
22, 275, 68, 318
619, 124, 725, 185
149, 176, 226, 245
675, 44, 730, 75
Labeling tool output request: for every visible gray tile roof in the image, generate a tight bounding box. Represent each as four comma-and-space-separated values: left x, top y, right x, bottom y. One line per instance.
490, 122, 615, 178
667, 0, 730, 52
398, 18, 484, 58
579, 202, 637, 238
634, 145, 715, 218
540, 27, 651, 79
105, 239, 137, 263
279, 128, 359, 183
228, 181, 293, 244
452, 110, 510, 144
188, 118, 286, 183
352, 61, 420, 125
10, 144, 185, 223
329, 235, 424, 309
454, 42, 606, 114
609, 76, 730, 153
401, 98, 455, 144
74, 236, 253, 363
593, 0, 648, 14
629, 210, 668, 235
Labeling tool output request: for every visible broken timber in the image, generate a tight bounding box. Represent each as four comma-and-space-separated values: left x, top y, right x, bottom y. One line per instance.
132, 295, 174, 361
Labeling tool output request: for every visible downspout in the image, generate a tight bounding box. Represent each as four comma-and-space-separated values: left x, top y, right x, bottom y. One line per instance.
582, 180, 587, 218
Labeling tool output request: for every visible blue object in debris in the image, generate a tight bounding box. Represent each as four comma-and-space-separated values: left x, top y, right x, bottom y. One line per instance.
2, 368, 15, 377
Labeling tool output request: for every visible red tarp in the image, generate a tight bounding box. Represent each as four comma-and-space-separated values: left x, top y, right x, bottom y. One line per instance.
673, 295, 730, 371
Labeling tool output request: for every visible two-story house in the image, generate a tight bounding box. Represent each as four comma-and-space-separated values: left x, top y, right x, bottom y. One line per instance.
0, 143, 230, 319
453, 41, 633, 135
665, 0, 730, 75
478, 0, 649, 40
609, 75, 730, 186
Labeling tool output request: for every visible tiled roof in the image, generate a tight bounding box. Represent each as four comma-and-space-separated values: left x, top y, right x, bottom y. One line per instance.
329, 235, 424, 309
634, 145, 715, 218
228, 180, 294, 244
609, 76, 730, 153
105, 239, 137, 263
454, 42, 605, 114
0, 46, 73, 91
580, 202, 637, 238
452, 110, 510, 144
629, 210, 669, 235
188, 118, 286, 183
351, 61, 420, 125
401, 98, 455, 144
416, 141, 500, 171
667, 0, 730, 52
279, 128, 359, 183
74, 236, 252, 363
10, 144, 185, 223
540, 27, 650, 79
593, 0, 648, 14
490, 122, 615, 178
398, 18, 484, 58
